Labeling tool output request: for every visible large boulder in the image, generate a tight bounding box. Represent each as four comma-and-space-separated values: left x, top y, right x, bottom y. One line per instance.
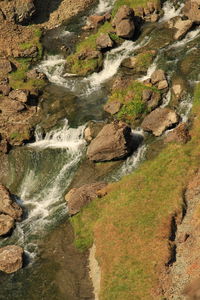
0, 214, 14, 236
173, 18, 193, 40
0, 245, 23, 273
141, 108, 179, 136
0, 184, 23, 220
65, 182, 107, 215
112, 5, 135, 39
151, 69, 166, 84
103, 101, 122, 115
184, 0, 200, 23
87, 122, 135, 162
96, 33, 114, 50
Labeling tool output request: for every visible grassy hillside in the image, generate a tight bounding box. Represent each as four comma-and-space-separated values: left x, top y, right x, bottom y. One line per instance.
71, 83, 200, 299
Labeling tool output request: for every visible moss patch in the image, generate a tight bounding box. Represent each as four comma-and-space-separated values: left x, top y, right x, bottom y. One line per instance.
71, 83, 200, 299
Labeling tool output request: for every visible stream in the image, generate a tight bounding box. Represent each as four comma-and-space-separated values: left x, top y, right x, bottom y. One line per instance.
1, 0, 200, 299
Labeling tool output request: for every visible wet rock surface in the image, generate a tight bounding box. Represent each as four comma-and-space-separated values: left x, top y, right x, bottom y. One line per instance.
66, 182, 107, 215
0, 184, 22, 221
0, 245, 23, 274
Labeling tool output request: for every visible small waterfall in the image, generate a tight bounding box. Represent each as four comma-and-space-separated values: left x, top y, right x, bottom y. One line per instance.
95, 0, 116, 14
159, 1, 184, 23
4, 120, 86, 257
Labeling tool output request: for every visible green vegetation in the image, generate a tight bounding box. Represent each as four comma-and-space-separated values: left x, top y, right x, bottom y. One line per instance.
71, 84, 200, 299
66, 22, 119, 76
112, 0, 159, 15
9, 27, 45, 90
131, 50, 156, 73
107, 80, 159, 123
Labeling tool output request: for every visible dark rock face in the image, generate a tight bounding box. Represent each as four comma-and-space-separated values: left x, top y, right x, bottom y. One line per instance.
0, 245, 23, 273
96, 33, 114, 50
112, 5, 135, 39
87, 122, 135, 162
0, 184, 23, 221
65, 182, 107, 215
141, 108, 179, 136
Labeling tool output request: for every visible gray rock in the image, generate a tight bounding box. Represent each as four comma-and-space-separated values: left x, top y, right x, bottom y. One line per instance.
65, 182, 107, 215
141, 107, 179, 136
96, 33, 114, 50
87, 122, 135, 162
0, 245, 23, 273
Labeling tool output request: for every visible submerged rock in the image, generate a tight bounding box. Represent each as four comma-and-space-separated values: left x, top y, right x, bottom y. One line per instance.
0, 214, 14, 236
141, 108, 179, 136
112, 5, 135, 39
66, 182, 107, 215
0, 184, 22, 220
87, 122, 135, 162
0, 245, 23, 273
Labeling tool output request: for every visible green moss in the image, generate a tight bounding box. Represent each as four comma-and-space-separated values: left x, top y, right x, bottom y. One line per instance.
71, 84, 200, 299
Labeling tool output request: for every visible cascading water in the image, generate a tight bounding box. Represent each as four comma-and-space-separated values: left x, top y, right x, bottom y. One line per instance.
95, 0, 116, 14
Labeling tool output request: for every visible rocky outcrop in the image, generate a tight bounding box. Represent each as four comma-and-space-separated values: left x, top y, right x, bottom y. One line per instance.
87, 122, 135, 162
141, 108, 179, 136
142, 89, 161, 111
0, 214, 15, 236
0, 245, 23, 273
151, 69, 168, 90
1, 0, 35, 24
184, 0, 200, 23
96, 33, 114, 50
0, 184, 22, 221
112, 5, 135, 39
0, 58, 13, 75
65, 182, 107, 215
9, 89, 29, 103
165, 123, 191, 144
168, 17, 193, 40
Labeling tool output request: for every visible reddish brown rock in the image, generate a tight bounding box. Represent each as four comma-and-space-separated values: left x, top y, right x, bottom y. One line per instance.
165, 123, 191, 144
0, 214, 14, 236
141, 108, 179, 136
0, 245, 23, 273
9, 89, 29, 103
65, 182, 107, 215
87, 122, 135, 161
0, 184, 23, 220
103, 101, 122, 115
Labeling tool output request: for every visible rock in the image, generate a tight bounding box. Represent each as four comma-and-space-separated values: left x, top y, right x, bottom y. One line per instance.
141, 108, 179, 136
172, 84, 182, 98
84, 121, 105, 143
78, 50, 101, 60
96, 33, 114, 50
15, 0, 35, 23
87, 15, 106, 28
174, 18, 193, 40
9, 89, 29, 103
0, 58, 13, 75
0, 84, 11, 96
158, 80, 168, 90
143, 90, 161, 110
112, 5, 135, 39
0, 138, 9, 154
0, 9, 5, 22
0, 214, 14, 236
0, 184, 23, 220
26, 69, 47, 81
65, 182, 107, 215
184, 0, 200, 23
151, 69, 166, 84
147, 1, 156, 13
151, 14, 159, 22
87, 122, 135, 162
165, 123, 191, 144
121, 56, 137, 68
0, 245, 23, 273
8, 99, 26, 113
116, 19, 135, 39
103, 101, 122, 115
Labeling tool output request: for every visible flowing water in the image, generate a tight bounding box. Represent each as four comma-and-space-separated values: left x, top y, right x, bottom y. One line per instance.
1, 0, 200, 299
